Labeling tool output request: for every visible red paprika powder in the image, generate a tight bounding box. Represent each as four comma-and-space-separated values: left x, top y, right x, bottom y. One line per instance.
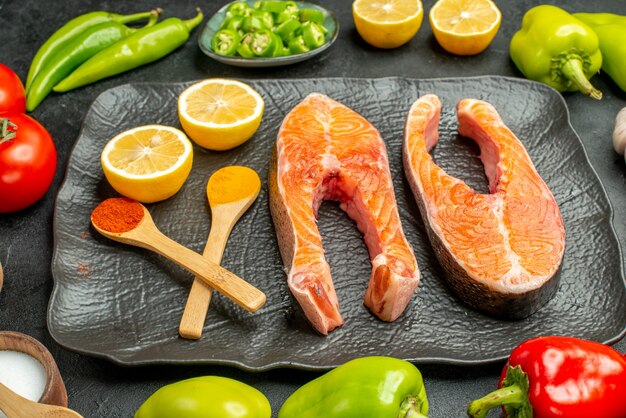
91, 198, 144, 233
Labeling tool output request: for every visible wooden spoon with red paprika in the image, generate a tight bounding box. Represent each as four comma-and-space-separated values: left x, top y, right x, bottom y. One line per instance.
467, 336, 626, 418
90, 197, 266, 313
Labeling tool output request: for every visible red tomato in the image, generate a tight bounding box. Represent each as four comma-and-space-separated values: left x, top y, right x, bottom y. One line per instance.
0, 112, 56, 213
0, 65, 26, 113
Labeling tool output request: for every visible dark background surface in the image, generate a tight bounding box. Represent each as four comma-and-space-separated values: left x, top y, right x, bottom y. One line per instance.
0, 0, 625, 416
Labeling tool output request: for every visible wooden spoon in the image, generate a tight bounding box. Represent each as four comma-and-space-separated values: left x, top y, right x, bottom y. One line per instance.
179, 166, 261, 340
0, 383, 82, 418
91, 202, 266, 313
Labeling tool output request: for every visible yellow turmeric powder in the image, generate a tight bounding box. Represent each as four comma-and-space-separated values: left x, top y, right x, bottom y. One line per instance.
207, 166, 261, 205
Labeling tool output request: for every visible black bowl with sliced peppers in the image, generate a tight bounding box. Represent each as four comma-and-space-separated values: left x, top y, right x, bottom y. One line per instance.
198, 0, 338, 67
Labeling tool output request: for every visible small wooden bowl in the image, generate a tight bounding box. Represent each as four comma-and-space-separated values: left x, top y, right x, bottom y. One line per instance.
0, 331, 68, 407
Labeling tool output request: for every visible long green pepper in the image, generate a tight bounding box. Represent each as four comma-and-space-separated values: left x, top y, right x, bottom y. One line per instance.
26, 10, 161, 111
53, 9, 204, 92
573, 12, 626, 93
510, 5, 603, 99
25, 9, 156, 92
278, 356, 429, 418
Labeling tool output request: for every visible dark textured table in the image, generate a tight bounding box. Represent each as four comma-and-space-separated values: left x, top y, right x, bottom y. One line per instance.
1, 0, 625, 416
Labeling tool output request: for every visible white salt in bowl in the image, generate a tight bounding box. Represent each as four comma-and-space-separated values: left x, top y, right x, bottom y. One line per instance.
0, 331, 67, 407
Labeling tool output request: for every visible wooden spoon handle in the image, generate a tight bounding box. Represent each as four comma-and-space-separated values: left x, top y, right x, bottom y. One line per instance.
144, 227, 265, 312
179, 218, 232, 339
0, 382, 22, 417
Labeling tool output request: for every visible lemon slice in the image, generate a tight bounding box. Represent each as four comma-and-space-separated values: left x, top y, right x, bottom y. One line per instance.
178, 79, 264, 151
352, 0, 424, 49
429, 0, 501, 55
101, 125, 193, 203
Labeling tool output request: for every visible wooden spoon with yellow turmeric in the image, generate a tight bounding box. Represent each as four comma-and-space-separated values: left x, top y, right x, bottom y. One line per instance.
179, 166, 261, 340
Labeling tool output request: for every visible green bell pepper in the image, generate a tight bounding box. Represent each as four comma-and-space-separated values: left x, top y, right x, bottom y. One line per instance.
573, 12, 626, 93
135, 376, 271, 418
510, 5, 603, 99
278, 356, 429, 418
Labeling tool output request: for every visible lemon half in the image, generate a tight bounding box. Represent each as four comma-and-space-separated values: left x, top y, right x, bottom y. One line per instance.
101, 125, 193, 203
178, 79, 265, 151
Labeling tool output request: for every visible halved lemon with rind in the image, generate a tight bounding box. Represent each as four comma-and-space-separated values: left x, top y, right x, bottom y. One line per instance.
352, 0, 424, 49
429, 0, 501, 55
178, 79, 264, 151
101, 125, 193, 203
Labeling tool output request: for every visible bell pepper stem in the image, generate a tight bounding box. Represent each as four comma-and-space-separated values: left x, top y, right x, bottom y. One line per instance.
398, 395, 428, 418
183, 9, 204, 32
116, 10, 157, 25
561, 58, 602, 100
467, 385, 526, 418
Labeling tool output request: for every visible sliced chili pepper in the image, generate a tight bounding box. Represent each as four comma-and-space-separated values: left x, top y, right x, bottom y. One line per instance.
250, 30, 277, 57
270, 32, 286, 57
221, 15, 244, 31
288, 35, 310, 54
276, 1, 299, 24
275, 18, 301, 42
261, 1, 288, 14
237, 43, 255, 58
241, 15, 268, 32
226, 1, 250, 18
301, 22, 325, 49
299, 9, 325, 24
252, 10, 274, 29
211, 29, 241, 56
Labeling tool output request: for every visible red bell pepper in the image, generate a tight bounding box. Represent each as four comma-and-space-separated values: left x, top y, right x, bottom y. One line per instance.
467, 336, 626, 418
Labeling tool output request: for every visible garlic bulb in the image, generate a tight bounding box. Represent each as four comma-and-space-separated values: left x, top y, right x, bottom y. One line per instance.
613, 107, 626, 155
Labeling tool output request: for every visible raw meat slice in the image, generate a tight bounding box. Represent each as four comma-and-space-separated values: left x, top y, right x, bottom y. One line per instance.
270, 93, 420, 334
403, 95, 565, 318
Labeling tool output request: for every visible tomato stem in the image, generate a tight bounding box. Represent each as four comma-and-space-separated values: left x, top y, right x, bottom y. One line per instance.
0, 117, 17, 144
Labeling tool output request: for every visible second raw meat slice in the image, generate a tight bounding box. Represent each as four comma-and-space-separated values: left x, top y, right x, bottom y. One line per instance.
403, 95, 565, 318
270, 93, 420, 335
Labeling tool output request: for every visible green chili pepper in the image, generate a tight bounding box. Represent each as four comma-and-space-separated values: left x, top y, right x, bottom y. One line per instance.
299, 9, 325, 25
277, 2, 299, 24
252, 10, 274, 29
510, 5, 603, 99
261, 1, 288, 14
573, 13, 626, 93
134, 376, 271, 418
211, 29, 241, 56
26, 10, 160, 111
25, 9, 156, 93
250, 29, 277, 57
221, 15, 244, 31
301, 21, 325, 49
242, 15, 268, 32
226, 1, 250, 18
53, 9, 204, 92
275, 18, 301, 42
237, 43, 256, 58
288, 35, 310, 54
278, 357, 429, 418
270, 32, 286, 57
